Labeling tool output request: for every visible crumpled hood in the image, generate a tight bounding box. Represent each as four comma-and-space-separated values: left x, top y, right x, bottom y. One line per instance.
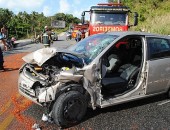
22, 47, 85, 67
22, 47, 57, 66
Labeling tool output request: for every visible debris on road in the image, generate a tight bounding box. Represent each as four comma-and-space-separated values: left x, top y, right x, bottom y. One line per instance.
42, 113, 53, 123
32, 123, 41, 130
42, 114, 48, 122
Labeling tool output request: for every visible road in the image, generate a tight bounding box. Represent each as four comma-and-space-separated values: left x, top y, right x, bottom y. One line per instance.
1, 34, 170, 130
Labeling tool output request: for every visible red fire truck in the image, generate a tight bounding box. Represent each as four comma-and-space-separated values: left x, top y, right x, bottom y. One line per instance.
81, 2, 138, 36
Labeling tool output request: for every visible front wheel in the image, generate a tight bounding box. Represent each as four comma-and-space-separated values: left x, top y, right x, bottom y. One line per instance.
52, 91, 87, 128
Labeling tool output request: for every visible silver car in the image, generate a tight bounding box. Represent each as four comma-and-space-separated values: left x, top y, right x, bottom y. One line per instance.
18, 31, 170, 128
51, 32, 58, 41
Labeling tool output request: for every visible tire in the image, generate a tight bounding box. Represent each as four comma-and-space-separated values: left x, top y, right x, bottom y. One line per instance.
52, 91, 87, 128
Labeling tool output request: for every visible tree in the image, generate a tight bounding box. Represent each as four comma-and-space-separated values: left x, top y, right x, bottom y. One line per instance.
0, 8, 13, 27
54, 13, 66, 21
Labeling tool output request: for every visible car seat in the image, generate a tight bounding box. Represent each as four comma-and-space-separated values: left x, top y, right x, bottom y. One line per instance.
102, 65, 139, 95
107, 54, 121, 73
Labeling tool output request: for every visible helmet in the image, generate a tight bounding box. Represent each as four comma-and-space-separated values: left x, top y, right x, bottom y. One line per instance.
45, 26, 48, 29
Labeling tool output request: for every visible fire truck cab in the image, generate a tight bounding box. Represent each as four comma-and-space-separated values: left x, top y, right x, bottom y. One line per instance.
81, 2, 138, 36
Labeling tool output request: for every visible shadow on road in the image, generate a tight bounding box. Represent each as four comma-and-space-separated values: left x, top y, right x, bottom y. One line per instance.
81, 94, 167, 124
55, 39, 65, 41
23, 92, 168, 129
14, 46, 32, 50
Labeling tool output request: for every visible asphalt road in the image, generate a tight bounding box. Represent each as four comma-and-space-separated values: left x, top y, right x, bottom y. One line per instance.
1, 34, 170, 130
4, 34, 75, 56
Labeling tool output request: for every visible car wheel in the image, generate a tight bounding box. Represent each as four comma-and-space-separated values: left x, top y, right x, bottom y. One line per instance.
52, 91, 87, 128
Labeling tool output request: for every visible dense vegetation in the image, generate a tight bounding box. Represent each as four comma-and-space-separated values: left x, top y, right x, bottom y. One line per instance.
0, 9, 80, 39
108, 0, 170, 35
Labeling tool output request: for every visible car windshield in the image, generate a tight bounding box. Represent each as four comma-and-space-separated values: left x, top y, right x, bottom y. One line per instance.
91, 13, 127, 25
68, 34, 118, 64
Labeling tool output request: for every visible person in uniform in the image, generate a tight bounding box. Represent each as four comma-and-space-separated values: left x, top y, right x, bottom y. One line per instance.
42, 26, 52, 48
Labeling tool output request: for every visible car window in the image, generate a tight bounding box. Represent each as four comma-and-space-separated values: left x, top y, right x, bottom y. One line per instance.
147, 37, 170, 59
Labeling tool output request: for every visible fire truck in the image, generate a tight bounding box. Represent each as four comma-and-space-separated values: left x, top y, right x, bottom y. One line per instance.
81, 1, 138, 36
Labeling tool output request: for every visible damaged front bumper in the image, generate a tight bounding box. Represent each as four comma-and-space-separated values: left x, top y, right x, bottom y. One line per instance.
18, 64, 57, 106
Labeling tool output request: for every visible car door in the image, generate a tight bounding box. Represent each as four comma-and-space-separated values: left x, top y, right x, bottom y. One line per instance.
145, 36, 170, 94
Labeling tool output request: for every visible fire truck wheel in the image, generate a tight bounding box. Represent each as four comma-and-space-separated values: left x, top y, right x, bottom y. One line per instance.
52, 91, 87, 128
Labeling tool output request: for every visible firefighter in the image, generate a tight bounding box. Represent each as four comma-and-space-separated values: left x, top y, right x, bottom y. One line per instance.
42, 26, 52, 48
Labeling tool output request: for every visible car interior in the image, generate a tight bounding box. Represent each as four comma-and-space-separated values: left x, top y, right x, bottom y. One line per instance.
101, 36, 143, 98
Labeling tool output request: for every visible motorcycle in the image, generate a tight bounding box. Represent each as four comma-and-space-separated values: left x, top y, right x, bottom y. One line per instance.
6, 39, 14, 50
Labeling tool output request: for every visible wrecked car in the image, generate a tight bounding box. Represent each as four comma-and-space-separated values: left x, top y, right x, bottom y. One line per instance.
18, 31, 170, 127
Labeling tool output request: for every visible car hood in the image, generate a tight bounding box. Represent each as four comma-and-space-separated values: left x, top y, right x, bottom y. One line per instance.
22, 47, 84, 67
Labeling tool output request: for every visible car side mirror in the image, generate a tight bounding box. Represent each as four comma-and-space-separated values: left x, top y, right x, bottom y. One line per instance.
81, 16, 85, 24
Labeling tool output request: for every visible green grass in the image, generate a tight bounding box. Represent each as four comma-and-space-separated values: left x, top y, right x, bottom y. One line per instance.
128, 0, 170, 35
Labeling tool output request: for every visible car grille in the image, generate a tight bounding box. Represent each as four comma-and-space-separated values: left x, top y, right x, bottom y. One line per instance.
19, 85, 36, 98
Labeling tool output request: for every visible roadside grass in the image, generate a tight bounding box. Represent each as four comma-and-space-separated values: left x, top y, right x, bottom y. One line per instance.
129, 0, 170, 35
139, 13, 170, 35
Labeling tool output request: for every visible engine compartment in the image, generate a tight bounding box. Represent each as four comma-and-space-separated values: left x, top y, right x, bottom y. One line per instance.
18, 51, 85, 104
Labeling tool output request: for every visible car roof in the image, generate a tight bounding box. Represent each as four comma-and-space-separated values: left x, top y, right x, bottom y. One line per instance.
107, 31, 170, 39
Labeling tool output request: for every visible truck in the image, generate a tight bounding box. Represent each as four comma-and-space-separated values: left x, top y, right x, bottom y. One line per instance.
81, 1, 138, 36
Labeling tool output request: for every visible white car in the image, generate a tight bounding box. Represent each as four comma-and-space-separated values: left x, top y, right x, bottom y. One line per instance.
18, 31, 170, 128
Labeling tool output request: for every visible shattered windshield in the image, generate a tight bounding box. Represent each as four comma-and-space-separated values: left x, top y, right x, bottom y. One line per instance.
68, 34, 118, 64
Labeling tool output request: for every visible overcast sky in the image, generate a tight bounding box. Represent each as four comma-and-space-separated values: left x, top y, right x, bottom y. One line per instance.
0, 0, 106, 18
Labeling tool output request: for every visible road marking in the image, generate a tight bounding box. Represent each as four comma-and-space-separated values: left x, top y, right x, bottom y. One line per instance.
158, 100, 170, 105
0, 114, 14, 130
0, 93, 20, 116
0, 100, 11, 116
0, 94, 32, 130
0, 93, 21, 130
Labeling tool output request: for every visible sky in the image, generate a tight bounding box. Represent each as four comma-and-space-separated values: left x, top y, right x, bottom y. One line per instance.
0, 0, 107, 18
